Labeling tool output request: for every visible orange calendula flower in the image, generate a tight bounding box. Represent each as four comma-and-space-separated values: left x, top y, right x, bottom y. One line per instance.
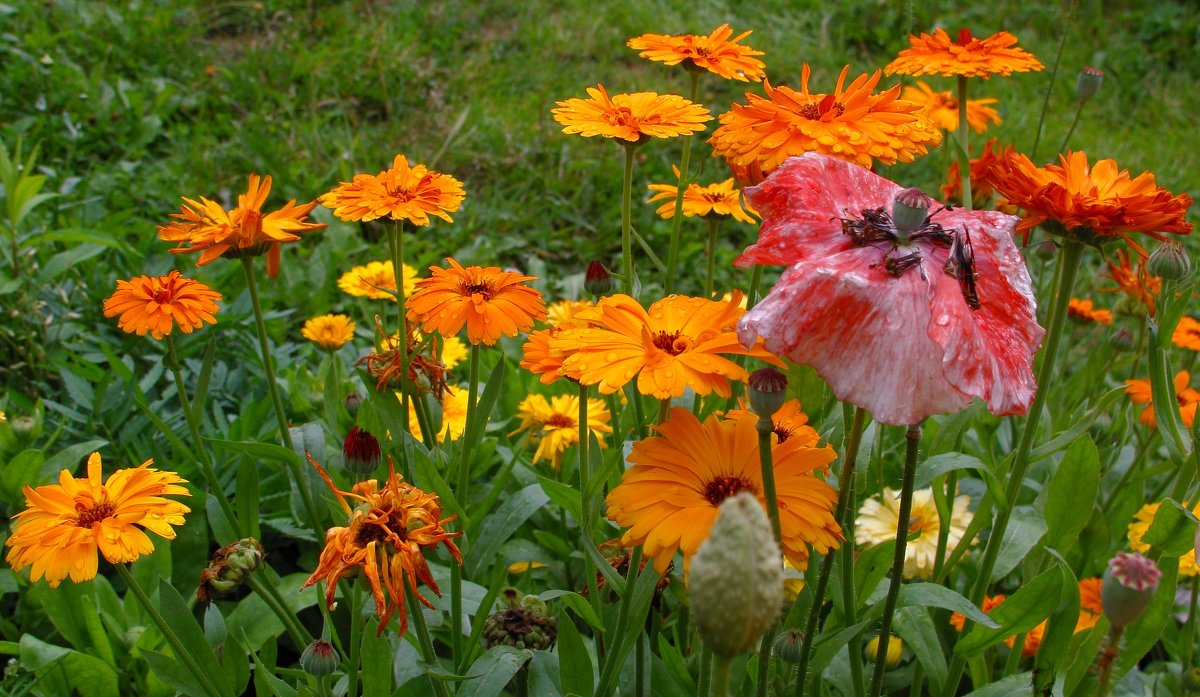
708, 64, 943, 176
725, 398, 821, 447
1124, 371, 1200, 428
5, 452, 190, 587
158, 174, 326, 278
520, 327, 572, 385
941, 138, 1014, 206
302, 314, 356, 351
987, 151, 1194, 247
102, 270, 221, 340
1067, 298, 1113, 325
338, 261, 419, 300
552, 84, 712, 143
1173, 317, 1200, 351
1077, 577, 1104, 631
1127, 501, 1200, 577
554, 292, 781, 399
627, 24, 766, 82
406, 258, 547, 346
1104, 249, 1161, 315
302, 455, 462, 636
884, 27, 1043, 78
950, 595, 1043, 656
646, 166, 757, 223
605, 408, 841, 574
512, 394, 612, 468
901, 80, 1000, 133
319, 154, 465, 226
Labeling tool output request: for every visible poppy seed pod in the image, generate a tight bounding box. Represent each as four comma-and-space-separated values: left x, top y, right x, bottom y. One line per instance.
748, 367, 788, 420
690, 492, 784, 658
1076, 67, 1104, 103
1101, 551, 1161, 628
892, 187, 933, 235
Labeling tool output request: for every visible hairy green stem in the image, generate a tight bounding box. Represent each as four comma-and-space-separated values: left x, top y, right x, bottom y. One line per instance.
711, 655, 733, 697
245, 572, 312, 650
1030, 0, 1079, 160
346, 581, 362, 697
665, 71, 701, 294
755, 416, 782, 697
406, 583, 452, 697
955, 76, 973, 211
620, 144, 638, 297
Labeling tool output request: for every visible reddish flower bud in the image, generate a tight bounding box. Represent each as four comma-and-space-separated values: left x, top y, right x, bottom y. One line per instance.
300, 639, 339, 676
584, 261, 613, 296
342, 426, 381, 475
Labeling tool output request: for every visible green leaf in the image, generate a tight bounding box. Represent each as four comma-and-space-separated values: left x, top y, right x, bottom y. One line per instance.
36, 243, 106, 284
540, 590, 602, 632
894, 606, 946, 695
898, 583, 998, 628
219, 632, 251, 697
955, 566, 1062, 656
39, 439, 107, 478
1, 449, 44, 502
593, 562, 661, 697
1142, 498, 1200, 557
192, 336, 219, 422
237, 458, 261, 540
18, 634, 119, 697
226, 572, 320, 650
461, 358, 507, 463
465, 484, 549, 577
459, 646, 533, 697
156, 578, 232, 696
556, 610, 595, 697
1040, 438, 1100, 556
962, 671, 1033, 696
246, 637, 299, 697
992, 506, 1048, 581
1029, 387, 1126, 462
914, 452, 987, 489
361, 619, 393, 696
1032, 551, 1080, 692
538, 476, 583, 524
142, 649, 209, 697
207, 438, 303, 468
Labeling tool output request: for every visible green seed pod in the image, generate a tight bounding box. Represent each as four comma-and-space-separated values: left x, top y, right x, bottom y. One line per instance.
1075, 67, 1104, 103
1101, 551, 1160, 628
748, 367, 787, 421
891, 188, 932, 236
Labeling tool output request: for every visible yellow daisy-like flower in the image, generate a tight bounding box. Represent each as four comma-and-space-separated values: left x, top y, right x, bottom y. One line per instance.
302, 314, 356, 351
646, 166, 757, 224
627, 24, 766, 82
855, 487, 973, 580
901, 81, 1000, 133
552, 84, 712, 143
157, 174, 326, 278
708, 64, 943, 175
1127, 501, 1200, 577
554, 292, 782, 399
406, 258, 547, 346
5, 452, 190, 587
1173, 317, 1200, 351
1067, 298, 1113, 325
884, 27, 1044, 79
338, 260, 419, 301
408, 388, 469, 443
0, 410, 6, 423
512, 394, 612, 468
546, 299, 596, 327
319, 154, 465, 226
102, 270, 221, 340
605, 408, 841, 574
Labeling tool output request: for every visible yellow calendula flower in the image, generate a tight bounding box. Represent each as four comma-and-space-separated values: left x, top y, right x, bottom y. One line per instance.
338, 261, 419, 301
856, 487, 973, 579
512, 394, 612, 468
646, 166, 757, 224
1127, 501, 1200, 577
552, 84, 712, 143
302, 314, 356, 351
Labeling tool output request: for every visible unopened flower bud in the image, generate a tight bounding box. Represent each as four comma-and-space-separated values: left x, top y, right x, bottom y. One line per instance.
690, 492, 784, 658
1076, 67, 1104, 103
10, 416, 35, 439
300, 639, 339, 676
343, 393, 362, 416
1033, 241, 1058, 261
1101, 551, 1161, 628
773, 628, 805, 663
865, 634, 904, 668
584, 261, 613, 297
226, 538, 265, 573
748, 367, 787, 420
342, 426, 382, 475
892, 188, 933, 235
1109, 328, 1135, 352
1147, 242, 1191, 281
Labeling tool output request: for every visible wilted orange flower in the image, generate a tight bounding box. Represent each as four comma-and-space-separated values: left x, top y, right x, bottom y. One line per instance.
1104, 249, 1161, 315
901, 81, 1000, 133
5, 452, 190, 587
885, 28, 1043, 78
102, 270, 221, 340
554, 292, 781, 399
941, 138, 1014, 205
338, 261, 419, 300
302, 314, 355, 351
158, 174, 326, 278
627, 24, 766, 81
406, 258, 546, 346
605, 408, 841, 574
1174, 317, 1200, 351
708, 64, 943, 174
646, 166, 757, 223
1124, 371, 1200, 428
360, 322, 452, 399
319, 155, 465, 226
552, 84, 712, 143
725, 398, 821, 447
987, 151, 1194, 247
382, 331, 468, 371
1067, 298, 1113, 325
1127, 501, 1200, 577
512, 394, 612, 468
302, 455, 462, 636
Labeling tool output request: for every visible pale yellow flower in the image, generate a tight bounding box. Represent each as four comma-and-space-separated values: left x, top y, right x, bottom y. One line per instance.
856, 487, 972, 579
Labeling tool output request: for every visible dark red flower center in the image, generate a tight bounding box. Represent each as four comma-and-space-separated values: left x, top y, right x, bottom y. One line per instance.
955, 28, 974, 45
75, 501, 115, 527
652, 331, 693, 355
703, 476, 756, 506
799, 94, 845, 120
774, 425, 795, 443
153, 288, 174, 304
544, 413, 575, 428
462, 282, 494, 300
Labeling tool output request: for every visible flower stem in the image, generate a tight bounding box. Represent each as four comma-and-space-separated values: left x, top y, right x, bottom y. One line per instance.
115, 564, 224, 697
942, 238, 1085, 697
1182, 576, 1199, 687
405, 583, 452, 697
165, 333, 239, 539
705, 217, 721, 298
665, 71, 701, 295
579, 383, 603, 619
1030, 0, 1079, 160
1058, 100, 1086, 155
389, 221, 413, 476
244, 572, 312, 649
755, 415, 782, 697
346, 580, 362, 697
746, 265, 764, 311
620, 143, 638, 297
710, 655, 734, 697
867, 422, 922, 697
955, 76, 973, 212
450, 343, 482, 670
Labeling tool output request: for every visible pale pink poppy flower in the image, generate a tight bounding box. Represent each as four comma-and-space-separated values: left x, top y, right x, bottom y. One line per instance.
736, 152, 1044, 426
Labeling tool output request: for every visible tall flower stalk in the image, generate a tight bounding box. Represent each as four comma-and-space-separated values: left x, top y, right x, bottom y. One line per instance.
664, 71, 701, 293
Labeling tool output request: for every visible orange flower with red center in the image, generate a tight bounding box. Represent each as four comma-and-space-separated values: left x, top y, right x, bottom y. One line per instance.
158, 174, 326, 278
987, 151, 1194, 247
102, 270, 221, 340
406, 258, 546, 346
1103, 249, 1161, 315
605, 408, 840, 574
627, 24, 766, 81
708, 64, 943, 176
1125, 371, 1200, 428
552, 84, 711, 143
1173, 317, 1200, 351
1067, 298, 1113, 325
885, 28, 1043, 78
553, 292, 781, 399
724, 399, 821, 447
301, 455, 462, 637
320, 155, 465, 226
646, 166, 757, 223
901, 81, 1000, 133
941, 138, 1014, 206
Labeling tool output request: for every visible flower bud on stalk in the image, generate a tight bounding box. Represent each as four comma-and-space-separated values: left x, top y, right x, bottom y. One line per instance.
342, 426, 382, 475
748, 367, 787, 423
1147, 242, 1191, 281
1076, 67, 1104, 104
584, 261, 613, 296
300, 639, 339, 676
773, 628, 805, 663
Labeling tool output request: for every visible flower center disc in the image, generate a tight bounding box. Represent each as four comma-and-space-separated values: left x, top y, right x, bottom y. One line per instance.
652, 331, 692, 355
75, 501, 115, 527
703, 475, 756, 506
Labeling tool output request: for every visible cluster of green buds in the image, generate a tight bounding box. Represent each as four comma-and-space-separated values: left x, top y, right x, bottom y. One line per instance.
482, 589, 557, 650
196, 538, 265, 604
